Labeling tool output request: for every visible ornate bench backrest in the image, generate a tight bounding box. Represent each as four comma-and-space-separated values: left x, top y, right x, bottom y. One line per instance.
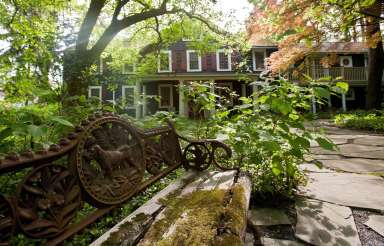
0, 112, 185, 245
0, 112, 232, 245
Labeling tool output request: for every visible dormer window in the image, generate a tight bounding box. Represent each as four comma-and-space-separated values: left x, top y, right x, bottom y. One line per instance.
158, 50, 172, 72
253, 50, 266, 71
186, 50, 202, 72
216, 49, 232, 71
122, 62, 135, 74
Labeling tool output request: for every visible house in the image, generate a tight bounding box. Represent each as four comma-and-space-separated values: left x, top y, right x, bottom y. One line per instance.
88, 39, 382, 118
89, 40, 277, 118
286, 42, 375, 111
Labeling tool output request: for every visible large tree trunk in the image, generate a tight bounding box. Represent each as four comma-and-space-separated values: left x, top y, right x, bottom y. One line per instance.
365, 2, 384, 110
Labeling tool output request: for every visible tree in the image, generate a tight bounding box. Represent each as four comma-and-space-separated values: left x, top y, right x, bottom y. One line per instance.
65, 0, 226, 97
0, 0, 70, 103
248, 0, 384, 109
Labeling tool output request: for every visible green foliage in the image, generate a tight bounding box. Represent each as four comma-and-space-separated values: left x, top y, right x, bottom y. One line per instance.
335, 110, 384, 131
179, 78, 345, 201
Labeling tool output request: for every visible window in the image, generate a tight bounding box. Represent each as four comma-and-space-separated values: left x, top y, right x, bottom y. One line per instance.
122, 62, 135, 74
98, 57, 103, 74
158, 84, 173, 109
122, 85, 136, 108
216, 49, 232, 71
186, 50, 202, 72
88, 86, 102, 101
340, 56, 353, 67
217, 82, 234, 106
253, 50, 265, 71
158, 50, 172, 72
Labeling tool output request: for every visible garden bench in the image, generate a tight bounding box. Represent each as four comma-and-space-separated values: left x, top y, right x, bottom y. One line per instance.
0, 112, 251, 245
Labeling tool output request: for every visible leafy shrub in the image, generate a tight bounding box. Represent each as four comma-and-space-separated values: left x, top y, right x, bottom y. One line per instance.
181, 79, 345, 201
335, 110, 384, 131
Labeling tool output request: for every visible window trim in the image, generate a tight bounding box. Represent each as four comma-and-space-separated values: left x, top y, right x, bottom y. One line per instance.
252, 49, 267, 71
122, 62, 136, 74
216, 49, 232, 71
158, 50, 172, 73
186, 50, 202, 72
88, 86, 102, 101
122, 85, 136, 109
158, 84, 174, 109
99, 57, 103, 74
339, 56, 353, 67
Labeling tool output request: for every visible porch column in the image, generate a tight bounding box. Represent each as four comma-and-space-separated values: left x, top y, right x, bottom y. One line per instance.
312, 96, 317, 114
178, 80, 188, 117
112, 90, 116, 110
241, 84, 246, 99
342, 93, 347, 112
143, 84, 147, 117
252, 83, 259, 111
209, 81, 215, 116
135, 81, 142, 119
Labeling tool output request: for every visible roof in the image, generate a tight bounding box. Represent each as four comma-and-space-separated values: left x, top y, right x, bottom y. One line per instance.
248, 33, 277, 47
313, 42, 368, 53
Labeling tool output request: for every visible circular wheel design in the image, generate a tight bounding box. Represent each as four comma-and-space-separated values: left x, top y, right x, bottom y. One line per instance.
0, 195, 16, 244
182, 142, 212, 171
16, 164, 81, 238
74, 117, 145, 206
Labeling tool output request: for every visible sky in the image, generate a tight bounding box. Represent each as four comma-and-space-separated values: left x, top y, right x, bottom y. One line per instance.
216, 0, 254, 32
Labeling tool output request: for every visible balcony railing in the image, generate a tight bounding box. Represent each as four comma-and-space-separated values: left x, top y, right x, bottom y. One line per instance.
286, 66, 368, 82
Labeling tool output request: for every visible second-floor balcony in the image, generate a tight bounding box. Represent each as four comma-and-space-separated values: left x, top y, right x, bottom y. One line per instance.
287, 66, 369, 83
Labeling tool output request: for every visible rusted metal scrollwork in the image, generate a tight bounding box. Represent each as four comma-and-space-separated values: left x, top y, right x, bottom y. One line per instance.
0, 195, 16, 244
16, 164, 82, 238
73, 116, 145, 206
0, 112, 234, 244
182, 140, 233, 171
144, 129, 182, 175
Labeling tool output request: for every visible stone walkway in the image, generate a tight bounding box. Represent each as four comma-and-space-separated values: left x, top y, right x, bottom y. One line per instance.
248, 121, 384, 246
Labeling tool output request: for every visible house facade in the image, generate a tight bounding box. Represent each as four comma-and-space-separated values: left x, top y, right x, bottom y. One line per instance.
88, 40, 383, 118
89, 41, 277, 118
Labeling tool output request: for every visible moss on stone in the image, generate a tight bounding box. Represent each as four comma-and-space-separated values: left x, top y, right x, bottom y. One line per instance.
139, 184, 248, 246
101, 212, 151, 246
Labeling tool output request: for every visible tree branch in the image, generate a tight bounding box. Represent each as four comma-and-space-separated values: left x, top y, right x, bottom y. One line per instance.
76, 0, 106, 52
112, 0, 130, 21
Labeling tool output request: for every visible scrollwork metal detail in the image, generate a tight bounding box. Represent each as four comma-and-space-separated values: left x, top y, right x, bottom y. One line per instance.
16, 164, 81, 238
144, 131, 182, 175
0, 195, 16, 244
182, 142, 213, 171
182, 140, 233, 171
74, 117, 145, 206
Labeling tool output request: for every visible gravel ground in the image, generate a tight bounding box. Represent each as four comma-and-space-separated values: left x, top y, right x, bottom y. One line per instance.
353, 208, 384, 246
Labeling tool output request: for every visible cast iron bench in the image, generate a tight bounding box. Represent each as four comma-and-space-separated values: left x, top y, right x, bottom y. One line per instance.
0, 112, 251, 245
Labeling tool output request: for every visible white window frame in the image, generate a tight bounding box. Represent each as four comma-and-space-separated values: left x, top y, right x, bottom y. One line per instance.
216, 49, 232, 71
158, 84, 174, 109
252, 49, 267, 71
186, 50, 202, 72
340, 56, 353, 67
217, 82, 234, 106
122, 62, 136, 74
99, 57, 103, 74
88, 86, 102, 101
158, 50, 172, 73
122, 85, 136, 109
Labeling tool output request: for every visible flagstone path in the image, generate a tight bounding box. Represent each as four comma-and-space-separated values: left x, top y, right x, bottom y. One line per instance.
250, 121, 384, 246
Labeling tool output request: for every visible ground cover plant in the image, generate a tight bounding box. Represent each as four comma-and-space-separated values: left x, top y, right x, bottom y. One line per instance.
335, 110, 384, 132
